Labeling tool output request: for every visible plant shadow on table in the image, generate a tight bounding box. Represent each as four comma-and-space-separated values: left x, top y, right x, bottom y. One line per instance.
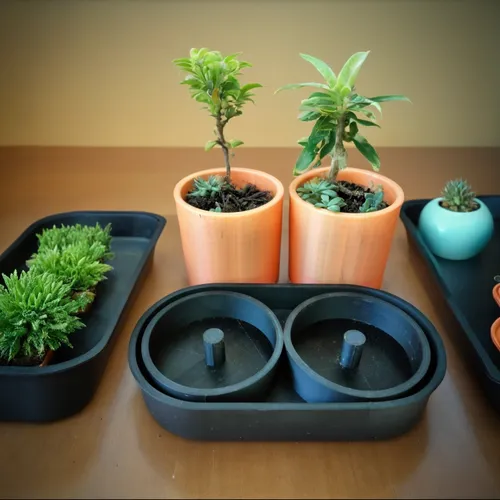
131, 389, 430, 498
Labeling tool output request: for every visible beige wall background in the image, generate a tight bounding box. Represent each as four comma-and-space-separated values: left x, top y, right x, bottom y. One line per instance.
0, 0, 499, 148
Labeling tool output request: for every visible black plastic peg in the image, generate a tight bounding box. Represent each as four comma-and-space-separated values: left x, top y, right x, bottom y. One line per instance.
203, 328, 226, 368
339, 329, 366, 370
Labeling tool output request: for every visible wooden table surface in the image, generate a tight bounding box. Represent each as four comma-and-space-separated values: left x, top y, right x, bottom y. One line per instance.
0, 146, 499, 499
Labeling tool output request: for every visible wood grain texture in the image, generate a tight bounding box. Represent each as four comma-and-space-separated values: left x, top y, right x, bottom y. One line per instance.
0, 146, 499, 499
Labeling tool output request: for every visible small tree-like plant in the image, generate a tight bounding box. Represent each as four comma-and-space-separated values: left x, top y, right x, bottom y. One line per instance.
0, 270, 86, 364
440, 179, 479, 212
276, 51, 410, 185
173, 48, 262, 181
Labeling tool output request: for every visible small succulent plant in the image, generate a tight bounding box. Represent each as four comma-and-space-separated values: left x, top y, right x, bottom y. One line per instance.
0, 270, 86, 363
173, 48, 261, 181
187, 176, 226, 199
296, 178, 346, 212
359, 186, 385, 213
27, 241, 113, 293
37, 223, 113, 260
441, 179, 479, 212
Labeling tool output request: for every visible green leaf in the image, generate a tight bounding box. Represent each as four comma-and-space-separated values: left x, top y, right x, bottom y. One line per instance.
357, 108, 378, 122
367, 94, 411, 103
228, 139, 244, 148
297, 137, 309, 147
293, 147, 317, 176
205, 141, 218, 151
353, 116, 380, 128
321, 194, 330, 204
318, 129, 336, 159
298, 111, 321, 122
352, 134, 381, 171
335, 51, 370, 92
348, 94, 382, 115
299, 53, 337, 87
240, 83, 263, 93
301, 96, 335, 108
323, 189, 337, 197
327, 205, 340, 212
274, 82, 329, 94
308, 117, 334, 147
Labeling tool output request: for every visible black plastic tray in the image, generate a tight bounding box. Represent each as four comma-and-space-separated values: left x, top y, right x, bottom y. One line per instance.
401, 196, 500, 412
129, 284, 447, 441
0, 211, 166, 422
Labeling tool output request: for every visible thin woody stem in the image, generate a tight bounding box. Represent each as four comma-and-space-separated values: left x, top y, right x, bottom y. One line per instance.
328, 113, 347, 182
215, 113, 231, 180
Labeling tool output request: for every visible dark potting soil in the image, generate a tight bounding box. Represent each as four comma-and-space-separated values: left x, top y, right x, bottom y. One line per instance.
336, 181, 389, 213
186, 183, 273, 213
0, 353, 45, 367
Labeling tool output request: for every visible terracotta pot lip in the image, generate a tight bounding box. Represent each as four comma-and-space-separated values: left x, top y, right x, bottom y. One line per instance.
289, 167, 404, 218
173, 167, 284, 218
431, 197, 488, 215
493, 283, 500, 308
491, 317, 500, 352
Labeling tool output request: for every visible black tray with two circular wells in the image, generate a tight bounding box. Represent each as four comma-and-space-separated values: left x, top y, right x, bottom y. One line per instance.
129, 284, 447, 442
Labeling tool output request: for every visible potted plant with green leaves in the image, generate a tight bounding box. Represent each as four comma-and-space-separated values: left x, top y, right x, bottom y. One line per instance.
28, 240, 113, 314
172, 48, 284, 285
0, 270, 87, 367
276, 50, 410, 287
419, 178, 494, 260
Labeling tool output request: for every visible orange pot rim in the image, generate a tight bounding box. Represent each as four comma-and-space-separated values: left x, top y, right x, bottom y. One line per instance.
491, 317, 500, 352
493, 283, 500, 308
289, 167, 405, 219
173, 167, 284, 218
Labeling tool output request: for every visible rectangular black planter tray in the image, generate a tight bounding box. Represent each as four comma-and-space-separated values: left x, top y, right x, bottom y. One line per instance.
129, 284, 446, 442
0, 211, 166, 422
400, 196, 500, 412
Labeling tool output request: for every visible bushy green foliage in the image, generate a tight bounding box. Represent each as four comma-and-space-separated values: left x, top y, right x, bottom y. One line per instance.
276, 51, 410, 181
0, 270, 86, 362
28, 241, 113, 292
441, 179, 479, 212
37, 223, 113, 259
173, 48, 262, 179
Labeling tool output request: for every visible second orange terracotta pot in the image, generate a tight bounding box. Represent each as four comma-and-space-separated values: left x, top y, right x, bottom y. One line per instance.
289, 167, 405, 288
491, 283, 500, 352
174, 167, 284, 285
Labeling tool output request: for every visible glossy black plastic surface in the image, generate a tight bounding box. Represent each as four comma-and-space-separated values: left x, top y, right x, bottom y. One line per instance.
129, 284, 447, 441
140, 290, 283, 402
284, 292, 432, 403
401, 196, 500, 412
0, 211, 166, 422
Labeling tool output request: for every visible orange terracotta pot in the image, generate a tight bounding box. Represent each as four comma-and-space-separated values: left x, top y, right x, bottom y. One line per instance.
174, 167, 284, 285
39, 350, 54, 367
491, 284, 500, 352
289, 167, 404, 288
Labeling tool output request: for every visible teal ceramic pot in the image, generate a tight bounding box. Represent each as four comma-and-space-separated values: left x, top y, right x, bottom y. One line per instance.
419, 197, 494, 260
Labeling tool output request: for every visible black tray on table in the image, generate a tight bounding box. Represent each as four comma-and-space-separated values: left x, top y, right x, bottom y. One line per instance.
129, 283, 447, 442
400, 196, 500, 412
0, 211, 166, 422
